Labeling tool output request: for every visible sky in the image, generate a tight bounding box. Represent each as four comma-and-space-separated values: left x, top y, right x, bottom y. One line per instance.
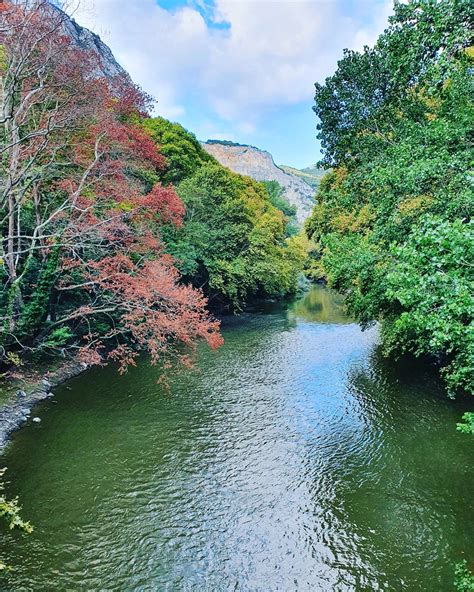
71, 0, 393, 168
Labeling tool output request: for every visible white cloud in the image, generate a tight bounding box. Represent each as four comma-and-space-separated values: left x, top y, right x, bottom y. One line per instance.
72, 0, 392, 128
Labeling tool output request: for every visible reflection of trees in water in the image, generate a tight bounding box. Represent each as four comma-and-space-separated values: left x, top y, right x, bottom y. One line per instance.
338, 345, 474, 589
289, 285, 352, 324
345, 344, 460, 427
303, 344, 473, 590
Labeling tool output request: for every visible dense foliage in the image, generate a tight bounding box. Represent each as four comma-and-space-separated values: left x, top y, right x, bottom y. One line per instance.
0, 1, 222, 372
0, 468, 32, 572
142, 117, 214, 185
0, 0, 305, 372
455, 561, 474, 592
457, 412, 474, 435
143, 119, 306, 311
262, 181, 298, 236
307, 0, 473, 396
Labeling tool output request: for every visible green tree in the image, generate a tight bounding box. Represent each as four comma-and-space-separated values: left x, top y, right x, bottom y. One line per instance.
142, 120, 307, 311
307, 0, 474, 397
142, 117, 214, 185
262, 181, 298, 236
163, 164, 306, 310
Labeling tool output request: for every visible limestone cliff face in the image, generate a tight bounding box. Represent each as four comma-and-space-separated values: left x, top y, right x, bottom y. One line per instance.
53, 5, 128, 80
202, 141, 316, 224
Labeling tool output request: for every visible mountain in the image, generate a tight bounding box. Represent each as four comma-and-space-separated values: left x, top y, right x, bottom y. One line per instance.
202, 141, 316, 224
52, 4, 128, 80
280, 165, 325, 191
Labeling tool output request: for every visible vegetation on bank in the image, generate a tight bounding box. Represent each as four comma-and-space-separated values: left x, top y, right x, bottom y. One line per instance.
457, 412, 474, 435
0, 2, 304, 374
262, 180, 299, 236
0, 469, 32, 572
143, 118, 306, 311
455, 561, 474, 592
306, 0, 473, 398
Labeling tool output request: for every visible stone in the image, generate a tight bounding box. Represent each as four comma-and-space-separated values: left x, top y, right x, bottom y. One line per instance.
202, 141, 316, 224
51, 5, 129, 81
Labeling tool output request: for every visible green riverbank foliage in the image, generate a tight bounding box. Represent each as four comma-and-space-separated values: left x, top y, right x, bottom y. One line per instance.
0, 3, 304, 372
143, 118, 307, 311
455, 561, 474, 592
0, 469, 32, 572
307, 0, 473, 397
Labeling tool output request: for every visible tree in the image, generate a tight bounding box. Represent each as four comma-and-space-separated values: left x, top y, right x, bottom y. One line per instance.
0, 0, 222, 371
262, 180, 298, 236
308, 0, 474, 396
141, 117, 214, 185
142, 119, 307, 311
163, 163, 306, 310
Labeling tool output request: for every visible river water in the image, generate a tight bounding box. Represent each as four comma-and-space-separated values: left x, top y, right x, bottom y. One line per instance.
0, 286, 472, 591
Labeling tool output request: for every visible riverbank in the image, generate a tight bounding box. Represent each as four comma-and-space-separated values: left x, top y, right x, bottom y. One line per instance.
0, 361, 88, 452
0, 282, 315, 453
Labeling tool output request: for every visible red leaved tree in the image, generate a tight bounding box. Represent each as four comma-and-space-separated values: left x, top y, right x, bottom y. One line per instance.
0, 0, 222, 371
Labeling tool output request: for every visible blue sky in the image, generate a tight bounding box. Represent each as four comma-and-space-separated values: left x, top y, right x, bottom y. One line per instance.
74, 0, 392, 168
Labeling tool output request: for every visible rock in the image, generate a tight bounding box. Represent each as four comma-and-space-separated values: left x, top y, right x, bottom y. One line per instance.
202, 141, 316, 224
50, 4, 129, 81
16, 390, 27, 398
297, 272, 311, 293
32, 417, 41, 423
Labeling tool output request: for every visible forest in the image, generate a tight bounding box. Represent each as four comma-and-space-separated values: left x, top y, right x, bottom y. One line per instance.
0, 1, 305, 376
0, 0, 472, 589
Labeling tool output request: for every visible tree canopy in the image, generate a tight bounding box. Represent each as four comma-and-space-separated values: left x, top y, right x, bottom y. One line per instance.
141, 117, 214, 185
0, 1, 222, 372
143, 118, 307, 311
307, 0, 473, 395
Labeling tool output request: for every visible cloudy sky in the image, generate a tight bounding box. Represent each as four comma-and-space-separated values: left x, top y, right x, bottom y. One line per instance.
72, 0, 392, 168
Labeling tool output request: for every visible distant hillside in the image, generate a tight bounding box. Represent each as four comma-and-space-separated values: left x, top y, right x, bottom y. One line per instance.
280, 165, 325, 191
202, 141, 316, 224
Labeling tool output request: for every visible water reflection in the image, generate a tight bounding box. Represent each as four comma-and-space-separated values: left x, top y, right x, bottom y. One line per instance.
0, 287, 472, 591
290, 284, 351, 324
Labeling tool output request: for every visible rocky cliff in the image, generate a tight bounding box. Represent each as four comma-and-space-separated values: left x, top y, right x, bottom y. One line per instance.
53, 4, 128, 80
202, 141, 316, 224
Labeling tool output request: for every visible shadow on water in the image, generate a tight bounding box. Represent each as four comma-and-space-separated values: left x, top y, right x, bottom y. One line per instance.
0, 286, 472, 591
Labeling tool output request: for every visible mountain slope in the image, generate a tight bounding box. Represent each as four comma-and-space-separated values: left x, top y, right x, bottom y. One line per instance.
202, 141, 316, 224
53, 4, 128, 79
280, 165, 325, 191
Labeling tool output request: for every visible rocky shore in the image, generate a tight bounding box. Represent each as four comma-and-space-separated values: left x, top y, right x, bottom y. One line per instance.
0, 362, 87, 452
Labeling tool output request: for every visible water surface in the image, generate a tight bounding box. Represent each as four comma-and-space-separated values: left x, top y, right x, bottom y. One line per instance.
1, 286, 472, 591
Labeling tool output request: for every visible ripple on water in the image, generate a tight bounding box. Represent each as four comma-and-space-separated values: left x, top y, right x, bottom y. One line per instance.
0, 287, 473, 591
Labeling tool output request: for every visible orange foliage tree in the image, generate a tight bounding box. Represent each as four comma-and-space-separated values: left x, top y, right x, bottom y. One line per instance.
0, 0, 222, 371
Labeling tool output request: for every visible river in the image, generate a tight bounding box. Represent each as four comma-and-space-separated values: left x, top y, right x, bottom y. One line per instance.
0, 286, 472, 591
